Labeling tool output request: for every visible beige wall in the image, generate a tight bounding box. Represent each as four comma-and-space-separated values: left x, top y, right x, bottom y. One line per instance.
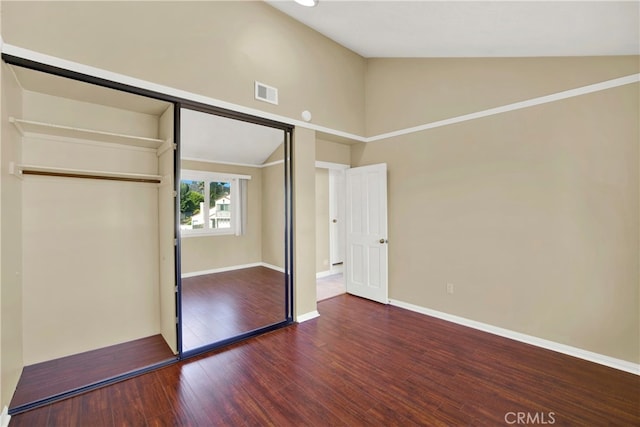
353, 78, 640, 363
2, 1, 366, 135
316, 138, 352, 165
262, 162, 285, 270
180, 160, 263, 273
0, 43, 3, 413
22, 90, 160, 139
315, 168, 330, 273
0, 61, 23, 407
294, 128, 317, 318
22, 176, 161, 364
365, 56, 640, 136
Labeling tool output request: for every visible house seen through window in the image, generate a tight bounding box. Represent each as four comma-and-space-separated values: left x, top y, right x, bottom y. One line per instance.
180, 170, 240, 235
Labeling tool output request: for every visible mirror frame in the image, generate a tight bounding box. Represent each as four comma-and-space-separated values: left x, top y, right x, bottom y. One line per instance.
175, 103, 294, 358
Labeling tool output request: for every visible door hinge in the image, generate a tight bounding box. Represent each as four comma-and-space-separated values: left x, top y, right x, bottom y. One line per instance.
175, 317, 179, 325
173, 191, 178, 197
174, 285, 178, 293
174, 238, 178, 246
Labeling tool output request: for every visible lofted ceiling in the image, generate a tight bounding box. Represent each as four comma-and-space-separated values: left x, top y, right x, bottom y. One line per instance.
266, 1, 640, 58
180, 108, 285, 166
10, 2, 638, 160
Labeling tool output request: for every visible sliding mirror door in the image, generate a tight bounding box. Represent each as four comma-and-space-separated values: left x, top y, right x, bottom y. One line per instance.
179, 107, 292, 354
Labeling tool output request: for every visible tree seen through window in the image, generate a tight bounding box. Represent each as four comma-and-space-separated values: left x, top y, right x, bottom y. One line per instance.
180, 179, 231, 231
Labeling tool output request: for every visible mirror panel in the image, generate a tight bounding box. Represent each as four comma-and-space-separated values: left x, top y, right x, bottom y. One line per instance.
179, 107, 289, 353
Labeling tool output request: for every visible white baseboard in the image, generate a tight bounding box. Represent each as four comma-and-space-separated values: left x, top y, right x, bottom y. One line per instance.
181, 262, 285, 278
331, 264, 344, 274
316, 270, 334, 279
316, 266, 344, 279
181, 262, 262, 278
296, 310, 320, 323
389, 299, 640, 376
1, 406, 10, 427
260, 262, 285, 273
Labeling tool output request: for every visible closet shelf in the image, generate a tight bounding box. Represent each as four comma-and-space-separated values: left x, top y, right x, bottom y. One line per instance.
11, 163, 163, 184
9, 117, 165, 149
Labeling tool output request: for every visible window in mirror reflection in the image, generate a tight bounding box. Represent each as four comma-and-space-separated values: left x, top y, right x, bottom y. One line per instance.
180, 170, 249, 237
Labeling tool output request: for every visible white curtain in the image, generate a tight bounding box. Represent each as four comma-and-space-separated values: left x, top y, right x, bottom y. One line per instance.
234, 178, 248, 236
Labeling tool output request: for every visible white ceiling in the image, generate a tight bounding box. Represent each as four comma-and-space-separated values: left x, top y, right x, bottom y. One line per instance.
267, 1, 640, 58
180, 109, 285, 165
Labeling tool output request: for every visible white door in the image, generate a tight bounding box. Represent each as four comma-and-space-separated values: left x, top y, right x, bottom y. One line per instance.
329, 169, 345, 267
345, 163, 388, 304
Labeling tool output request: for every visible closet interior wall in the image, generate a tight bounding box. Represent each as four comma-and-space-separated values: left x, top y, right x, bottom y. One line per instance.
7, 65, 176, 366
158, 106, 177, 353
1, 62, 24, 408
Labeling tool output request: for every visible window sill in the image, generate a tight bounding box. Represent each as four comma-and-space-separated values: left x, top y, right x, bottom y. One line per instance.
180, 230, 235, 238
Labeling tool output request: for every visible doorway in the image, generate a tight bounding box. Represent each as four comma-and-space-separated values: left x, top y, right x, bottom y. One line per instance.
315, 163, 348, 301
316, 162, 390, 304
344, 163, 389, 304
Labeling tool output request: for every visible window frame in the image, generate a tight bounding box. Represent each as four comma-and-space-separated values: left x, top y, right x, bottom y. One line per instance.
179, 169, 250, 237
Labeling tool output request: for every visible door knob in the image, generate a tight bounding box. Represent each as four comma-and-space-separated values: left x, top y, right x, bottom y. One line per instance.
332, 219, 338, 223
379, 239, 388, 244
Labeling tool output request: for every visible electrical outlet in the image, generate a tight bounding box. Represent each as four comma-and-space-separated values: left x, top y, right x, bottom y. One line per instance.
446, 283, 454, 294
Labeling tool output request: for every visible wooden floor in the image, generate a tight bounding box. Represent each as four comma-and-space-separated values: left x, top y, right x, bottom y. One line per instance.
10, 266, 286, 411
181, 266, 287, 351
9, 335, 175, 410
10, 295, 639, 426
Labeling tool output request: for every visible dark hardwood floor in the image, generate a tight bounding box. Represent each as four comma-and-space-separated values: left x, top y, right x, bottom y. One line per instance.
10, 266, 286, 412
181, 266, 287, 351
10, 335, 175, 410
10, 294, 639, 426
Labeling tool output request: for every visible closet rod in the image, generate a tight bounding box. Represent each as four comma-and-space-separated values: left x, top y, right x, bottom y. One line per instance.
21, 170, 162, 184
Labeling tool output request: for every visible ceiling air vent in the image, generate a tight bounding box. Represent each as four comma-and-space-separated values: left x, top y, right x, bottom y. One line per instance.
255, 81, 278, 105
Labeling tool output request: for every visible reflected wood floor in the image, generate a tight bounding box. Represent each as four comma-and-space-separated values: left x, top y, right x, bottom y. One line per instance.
9, 335, 175, 410
11, 295, 639, 426
181, 266, 286, 352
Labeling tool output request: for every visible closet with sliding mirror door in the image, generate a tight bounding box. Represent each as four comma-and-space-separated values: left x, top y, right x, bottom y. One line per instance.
4, 62, 178, 413
3, 55, 294, 414
178, 106, 293, 355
